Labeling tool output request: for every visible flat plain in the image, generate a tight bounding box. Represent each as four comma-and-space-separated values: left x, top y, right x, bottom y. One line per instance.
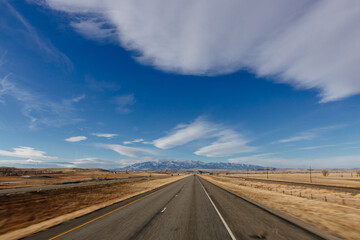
0, 168, 186, 239
202, 169, 360, 240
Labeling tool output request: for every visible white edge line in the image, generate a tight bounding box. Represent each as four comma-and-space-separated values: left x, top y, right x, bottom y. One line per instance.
198, 179, 237, 240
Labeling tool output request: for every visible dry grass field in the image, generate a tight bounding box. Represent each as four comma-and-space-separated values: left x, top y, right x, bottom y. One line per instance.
202, 169, 360, 240
0, 167, 168, 190
0, 172, 187, 238
225, 169, 360, 188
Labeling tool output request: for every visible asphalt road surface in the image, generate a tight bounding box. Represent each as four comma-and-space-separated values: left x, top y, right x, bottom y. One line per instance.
24, 175, 325, 240
0, 177, 147, 195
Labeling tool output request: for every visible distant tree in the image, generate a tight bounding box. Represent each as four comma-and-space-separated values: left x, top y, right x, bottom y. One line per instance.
322, 169, 330, 177
356, 170, 360, 177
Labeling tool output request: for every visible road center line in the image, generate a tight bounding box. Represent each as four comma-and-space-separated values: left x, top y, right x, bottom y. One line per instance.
161, 207, 167, 213
199, 179, 237, 240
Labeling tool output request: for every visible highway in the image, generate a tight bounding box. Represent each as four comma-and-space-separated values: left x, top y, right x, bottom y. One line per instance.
24, 175, 327, 240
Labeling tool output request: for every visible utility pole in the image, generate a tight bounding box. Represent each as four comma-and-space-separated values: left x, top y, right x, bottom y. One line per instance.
309, 166, 312, 183
266, 168, 269, 179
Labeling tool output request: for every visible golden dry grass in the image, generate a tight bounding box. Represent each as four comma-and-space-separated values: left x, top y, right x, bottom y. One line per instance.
201, 174, 360, 240
0, 167, 169, 190
218, 169, 360, 188
0, 174, 188, 238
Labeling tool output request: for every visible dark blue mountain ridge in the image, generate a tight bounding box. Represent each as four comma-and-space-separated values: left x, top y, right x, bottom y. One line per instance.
116, 160, 264, 171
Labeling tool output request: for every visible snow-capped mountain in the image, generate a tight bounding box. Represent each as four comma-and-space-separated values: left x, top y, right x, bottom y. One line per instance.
117, 160, 264, 171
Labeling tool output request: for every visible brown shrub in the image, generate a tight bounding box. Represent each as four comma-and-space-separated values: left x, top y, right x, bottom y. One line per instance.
321, 169, 329, 177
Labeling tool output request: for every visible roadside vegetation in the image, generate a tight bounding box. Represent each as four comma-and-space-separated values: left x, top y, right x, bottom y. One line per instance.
0, 172, 187, 239
0, 167, 168, 190
201, 169, 360, 240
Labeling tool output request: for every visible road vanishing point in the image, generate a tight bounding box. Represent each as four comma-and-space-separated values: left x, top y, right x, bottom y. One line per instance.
24, 175, 328, 240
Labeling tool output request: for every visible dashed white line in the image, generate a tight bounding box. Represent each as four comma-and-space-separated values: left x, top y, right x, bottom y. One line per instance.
161, 207, 167, 213
199, 179, 237, 240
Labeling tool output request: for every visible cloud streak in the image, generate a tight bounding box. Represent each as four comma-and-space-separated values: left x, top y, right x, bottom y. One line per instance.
194, 130, 256, 157
113, 94, 135, 114
0, 146, 58, 160
275, 125, 344, 144
0, 74, 83, 128
123, 138, 144, 144
92, 133, 118, 138
3, 1, 72, 69
41, 0, 360, 102
153, 118, 217, 149
65, 136, 87, 142
98, 143, 155, 158
153, 117, 255, 157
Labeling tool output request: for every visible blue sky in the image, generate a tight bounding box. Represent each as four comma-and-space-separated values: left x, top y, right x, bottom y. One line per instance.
0, 0, 359, 169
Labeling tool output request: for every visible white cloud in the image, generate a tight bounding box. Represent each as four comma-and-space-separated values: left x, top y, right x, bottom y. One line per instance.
92, 133, 118, 138
71, 94, 86, 103
60, 158, 120, 168
85, 75, 121, 92
275, 125, 344, 144
123, 138, 144, 144
98, 143, 155, 158
0, 158, 123, 169
153, 117, 218, 149
0, 75, 83, 128
277, 132, 316, 144
71, 19, 117, 42
0, 146, 58, 160
113, 94, 135, 114
153, 117, 255, 157
194, 130, 256, 157
65, 136, 87, 142
4, 1, 72, 68
41, 0, 360, 102
228, 153, 285, 166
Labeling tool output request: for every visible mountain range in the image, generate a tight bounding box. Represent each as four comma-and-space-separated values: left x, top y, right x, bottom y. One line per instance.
117, 160, 264, 171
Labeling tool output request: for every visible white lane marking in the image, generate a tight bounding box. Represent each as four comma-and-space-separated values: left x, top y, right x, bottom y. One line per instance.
199, 180, 236, 240
161, 207, 167, 213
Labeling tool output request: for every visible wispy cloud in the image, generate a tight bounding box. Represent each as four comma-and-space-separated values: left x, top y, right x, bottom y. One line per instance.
85, 75, 121, 92
113, 94, 135, 114
153, 117, 255, 157
194, 129, 256, 157
123, 138, 144, 144
58, 158, 120, 169
298, 141, 360, 150
92, 133, 118, 138
98, 143, 155, 158
228, 153, 284, 166
0, 146, 58, 160
71, 19, 117, 42
0, 158, 122, 169
153, 117, 219, 149
41, 0, 360, 102
277, 132, 316, 144
71, 94, 86, 103
0, 74, 83, 128
275, 125, 345, 144
65, 136, 87, 142
4, 1, 72, 69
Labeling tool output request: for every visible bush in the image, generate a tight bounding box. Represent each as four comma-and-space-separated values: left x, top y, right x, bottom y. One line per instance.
322, 169, 329, 176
